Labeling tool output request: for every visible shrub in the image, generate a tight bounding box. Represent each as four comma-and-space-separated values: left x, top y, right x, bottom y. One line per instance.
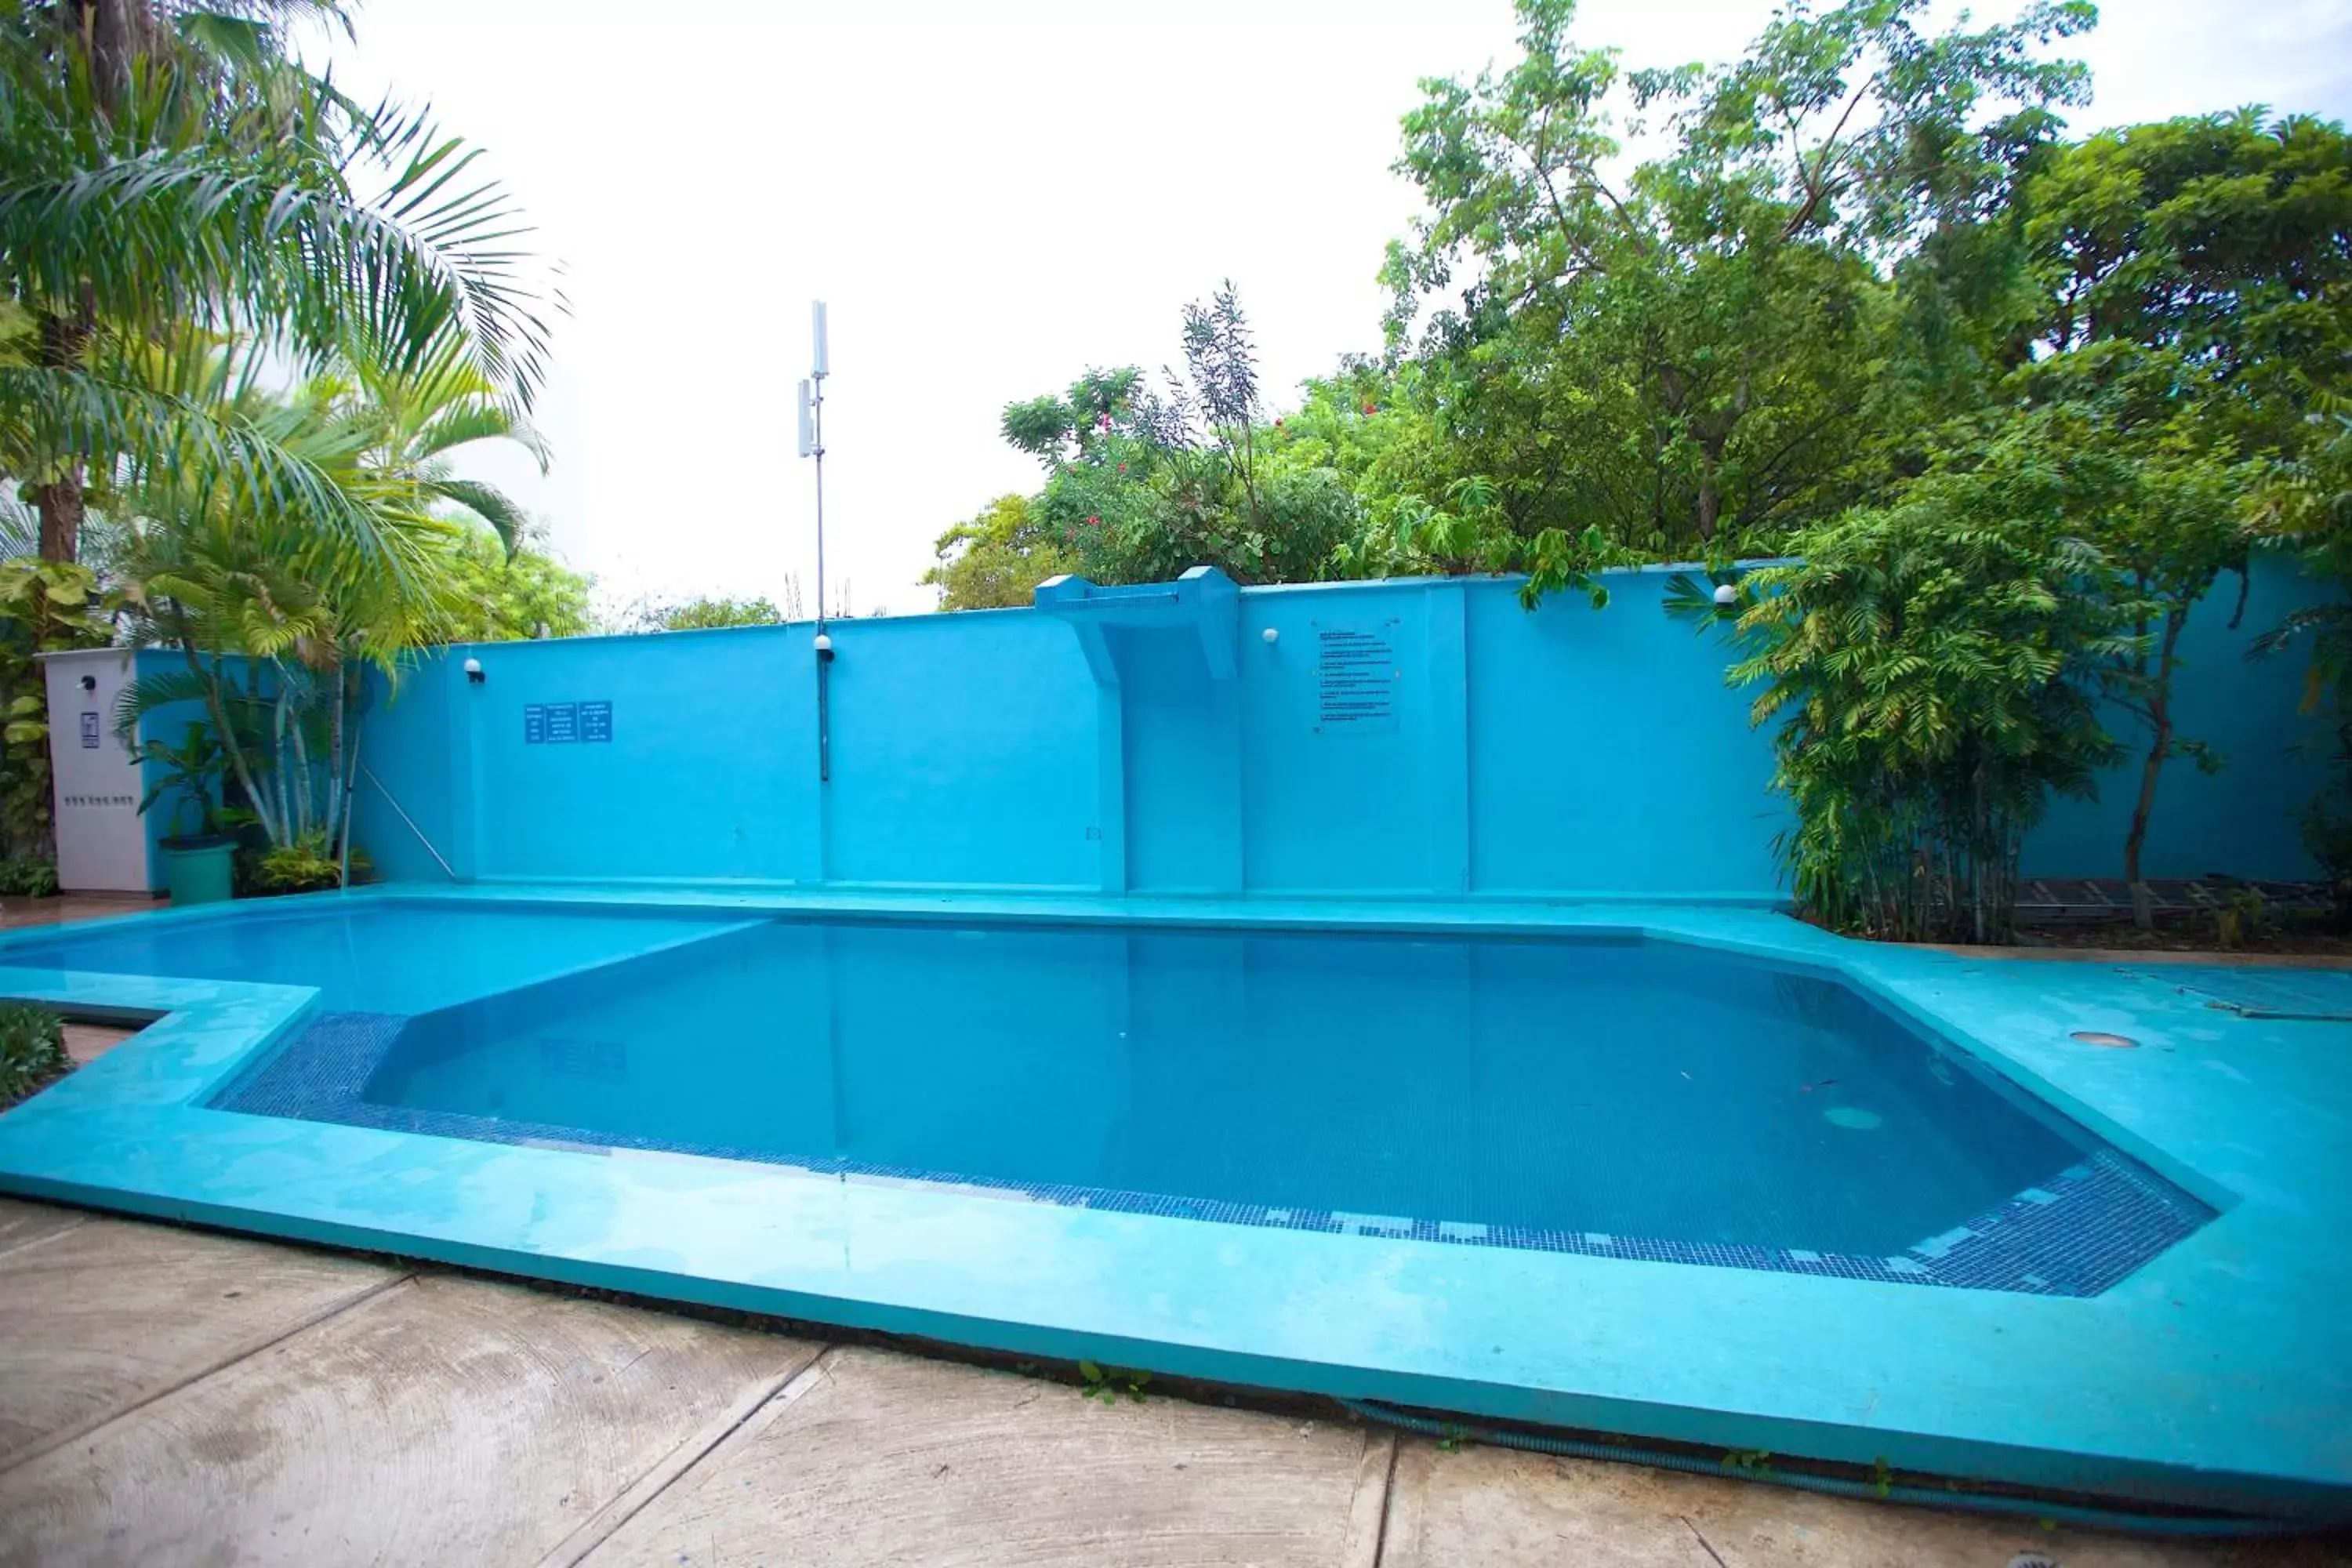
1730, 476, 2136, 944
245, 834, 371, 897
0, 1000, 70, 1109
0, 858, 58, 898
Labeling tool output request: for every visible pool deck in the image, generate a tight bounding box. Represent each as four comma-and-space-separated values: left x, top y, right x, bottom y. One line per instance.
0, 885, 2349, 1525
0, 1192, 2338, 1566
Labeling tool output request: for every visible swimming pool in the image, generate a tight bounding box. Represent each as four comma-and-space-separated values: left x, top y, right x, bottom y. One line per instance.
0, 888, 2342, 1521
195, 913, 2207, 1295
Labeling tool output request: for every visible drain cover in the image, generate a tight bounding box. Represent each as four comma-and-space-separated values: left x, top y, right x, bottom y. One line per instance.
2128, 967, 2352, 1022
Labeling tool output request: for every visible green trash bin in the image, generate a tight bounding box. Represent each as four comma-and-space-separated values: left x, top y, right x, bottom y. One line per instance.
158, 835, 237, 907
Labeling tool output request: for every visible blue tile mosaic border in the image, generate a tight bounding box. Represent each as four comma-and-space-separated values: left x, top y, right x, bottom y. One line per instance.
212, 1011, 2214, 1298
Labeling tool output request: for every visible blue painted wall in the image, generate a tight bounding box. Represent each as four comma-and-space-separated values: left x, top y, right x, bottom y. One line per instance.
350, 556, 2336, 902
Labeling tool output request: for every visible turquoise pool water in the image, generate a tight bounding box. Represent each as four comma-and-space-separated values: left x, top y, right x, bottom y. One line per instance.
93, 905, 2208, 1291
0, 902, 750, 1013
381, 922, 2067, 1252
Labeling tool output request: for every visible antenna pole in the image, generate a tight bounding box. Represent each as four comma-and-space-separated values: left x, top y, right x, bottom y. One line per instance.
812, 374, 827, 634
804, 303, 834, 784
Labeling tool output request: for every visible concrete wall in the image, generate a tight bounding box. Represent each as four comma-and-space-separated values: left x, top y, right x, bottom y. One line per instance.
350, 558, 2335, 901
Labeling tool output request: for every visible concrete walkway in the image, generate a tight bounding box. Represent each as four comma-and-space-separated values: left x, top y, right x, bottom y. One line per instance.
0, 1199, 2338, 1568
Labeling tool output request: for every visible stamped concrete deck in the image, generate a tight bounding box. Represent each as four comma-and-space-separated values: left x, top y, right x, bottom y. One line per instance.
0, 1195, 2339, 1567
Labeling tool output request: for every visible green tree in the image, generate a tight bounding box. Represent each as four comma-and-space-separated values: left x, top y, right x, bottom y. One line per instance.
615, 593, 793, 633
0, 1, 555, 565
1004, 287, 1363, 587
1997, 112, 2350, 914
924, 494, 1072, 610
1726, 437, 2137, 943
1381, 0, 2092, 567
112, 339, 549, 879
437, 528, 592, 642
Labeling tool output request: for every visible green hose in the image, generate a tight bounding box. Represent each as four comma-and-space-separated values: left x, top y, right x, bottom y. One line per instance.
1334, 1398, 2315, 1539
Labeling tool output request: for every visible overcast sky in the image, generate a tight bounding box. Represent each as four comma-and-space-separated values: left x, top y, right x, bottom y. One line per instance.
308, 1, 2352, 619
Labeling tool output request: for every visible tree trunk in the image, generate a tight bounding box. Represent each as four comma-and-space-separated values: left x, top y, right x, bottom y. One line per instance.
2125, 608, 2190, 931
34, 311, 89, 564
79, 0, 158, 110
173, 612, 276, 844
1695, 456, 1722, 544
34, 473, 83, 564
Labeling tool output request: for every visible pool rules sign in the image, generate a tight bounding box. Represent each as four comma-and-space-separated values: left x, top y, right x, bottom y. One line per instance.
524, 701, 614, 744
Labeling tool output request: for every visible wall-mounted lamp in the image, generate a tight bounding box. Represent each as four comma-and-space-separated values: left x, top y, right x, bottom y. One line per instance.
463, 658, 485, 685
78, 673, 96, 692
1261, 627, 1279, 645
1712, 582, 1739, 607
814, 632, 835, 666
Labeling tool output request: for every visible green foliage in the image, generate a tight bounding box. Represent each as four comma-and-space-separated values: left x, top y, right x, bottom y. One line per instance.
1379, 0, 2092, 568
0, 555, 115, 858
2249, 408, 2352, 707
621, 595, 792, 633
1729, 449, 2137, 944
128, 719, 224, 840
248, 831, 370, 897
1007, 288, 1364, 589
2213, 886, 2271, 950
0, 999, 68, 1109
0, 857, 56, 898
437, 528, 593, 642
1075, 1359, 1152, 1405
925, 494, 1073, 611
0, 2, 556, 568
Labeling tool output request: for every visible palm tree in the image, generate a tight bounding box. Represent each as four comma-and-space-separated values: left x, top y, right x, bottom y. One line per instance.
336, 333, 550, 550
0, 2, 557, 564
114, 367, 456, 860
112, 336, 545, 877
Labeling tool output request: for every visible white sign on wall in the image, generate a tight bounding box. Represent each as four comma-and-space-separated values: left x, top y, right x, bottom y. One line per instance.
41, 648, 152, 893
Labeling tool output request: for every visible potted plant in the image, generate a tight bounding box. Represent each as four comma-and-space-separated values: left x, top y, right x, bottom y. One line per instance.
131, 720, 235, 906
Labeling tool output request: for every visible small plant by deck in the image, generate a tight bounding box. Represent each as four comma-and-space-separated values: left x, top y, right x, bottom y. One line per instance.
0, 1000, 70, 1109
1076, 1360, 1152, 1404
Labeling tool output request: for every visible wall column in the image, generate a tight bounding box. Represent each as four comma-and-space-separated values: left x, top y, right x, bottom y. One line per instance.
1425, 581, 1472, 894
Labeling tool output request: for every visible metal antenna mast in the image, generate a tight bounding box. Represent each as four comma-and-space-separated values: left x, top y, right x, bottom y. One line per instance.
798, 303, 833, 782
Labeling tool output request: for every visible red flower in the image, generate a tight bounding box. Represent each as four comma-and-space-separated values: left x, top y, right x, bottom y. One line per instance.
1098, 412, 1112, 430
1362, 402, 1377, 416
1087, 515, 1102, 526
1116, 463, 1127, 474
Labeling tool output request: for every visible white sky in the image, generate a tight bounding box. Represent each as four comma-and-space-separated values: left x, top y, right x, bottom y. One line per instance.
310, 0, 2352, 617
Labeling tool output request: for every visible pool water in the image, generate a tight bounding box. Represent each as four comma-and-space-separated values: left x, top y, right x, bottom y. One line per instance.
5, 901, 2210, 1290
0, 902, 753, 1014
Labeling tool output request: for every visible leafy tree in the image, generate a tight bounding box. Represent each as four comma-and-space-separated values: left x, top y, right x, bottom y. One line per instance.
1002, 287, 1363, 587
437, 528, 592, 642
924, 494, 1073, 611
1381, 0, 2092, 568
2015, 350, 2249, 920
1000, 368, 1145, 466
0, 1, 555, 565
111, 339, 548, 877
2250, 405, 2352, 705
1997, 112, 2350, 915
2019, 113, 2352, 401
618, 594, 792, 633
